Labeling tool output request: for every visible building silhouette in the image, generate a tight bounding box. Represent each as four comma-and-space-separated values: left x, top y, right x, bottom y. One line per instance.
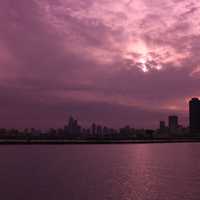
160, 121, 166, 131
65, 116, 81, 136
92, 123, 97, 136
189, 98, 200, 134
168, 115, 178, 133
97, 125, 102, 136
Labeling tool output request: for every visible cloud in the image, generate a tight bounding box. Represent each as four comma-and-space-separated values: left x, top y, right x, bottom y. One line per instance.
0, 0, 200, 128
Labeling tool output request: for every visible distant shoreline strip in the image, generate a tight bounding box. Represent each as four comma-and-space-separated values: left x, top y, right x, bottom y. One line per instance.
1, 139, 200, 144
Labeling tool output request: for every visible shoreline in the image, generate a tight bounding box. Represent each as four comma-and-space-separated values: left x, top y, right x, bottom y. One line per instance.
1, 139, 200, 144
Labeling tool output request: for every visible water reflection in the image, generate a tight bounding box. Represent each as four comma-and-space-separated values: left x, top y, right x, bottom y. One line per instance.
0, 143, 200, 200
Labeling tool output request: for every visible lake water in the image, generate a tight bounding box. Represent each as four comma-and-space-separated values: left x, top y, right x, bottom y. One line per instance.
0, 143, 200, 200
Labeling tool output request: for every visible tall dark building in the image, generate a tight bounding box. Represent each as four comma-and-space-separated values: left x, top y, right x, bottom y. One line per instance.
97, 125, 102, 136
66, 116, 81, 136
168, 116, 178, 133
160, 121, 166, 130
92, 123, 97, 136
189, 98, 200, 133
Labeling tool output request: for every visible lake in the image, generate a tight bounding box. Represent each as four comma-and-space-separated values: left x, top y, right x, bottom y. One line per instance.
0, 143, 200, 200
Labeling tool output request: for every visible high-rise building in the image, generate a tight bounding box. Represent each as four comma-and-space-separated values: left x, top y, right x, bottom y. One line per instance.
67, 116, 81, 135
92, 123, 97, 135
189, 98, 200, 133
168, 116, 178, 133
160, 121, 166, 130
97, 125, 102, 136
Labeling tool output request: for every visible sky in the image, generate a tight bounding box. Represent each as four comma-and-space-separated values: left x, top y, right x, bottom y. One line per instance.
1, 0, 200, 129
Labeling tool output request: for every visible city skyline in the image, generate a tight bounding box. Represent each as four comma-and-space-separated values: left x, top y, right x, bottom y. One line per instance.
1, 0, 200, 129
1, 97, 199, 141
0, 97, 199, 132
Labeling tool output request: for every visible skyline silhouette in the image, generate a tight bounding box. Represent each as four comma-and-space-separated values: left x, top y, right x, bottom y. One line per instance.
0, 97, 200, 141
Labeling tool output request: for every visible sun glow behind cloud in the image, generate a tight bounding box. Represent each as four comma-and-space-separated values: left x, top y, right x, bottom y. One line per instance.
34, 0, 200, 73
123, 39, 163, 72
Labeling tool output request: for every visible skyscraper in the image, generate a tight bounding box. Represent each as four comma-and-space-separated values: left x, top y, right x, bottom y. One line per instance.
189, 98, 200, 133
92, 123, 97, 136
67, 116, 81, 136
160, 121, 166, 130
168, 116, 178, 133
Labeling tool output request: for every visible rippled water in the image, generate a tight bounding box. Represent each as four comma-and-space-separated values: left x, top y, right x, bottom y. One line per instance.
0, 143, 200, 200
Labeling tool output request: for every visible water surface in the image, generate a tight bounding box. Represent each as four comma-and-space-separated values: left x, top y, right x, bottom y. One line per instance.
0, 143, 200, 200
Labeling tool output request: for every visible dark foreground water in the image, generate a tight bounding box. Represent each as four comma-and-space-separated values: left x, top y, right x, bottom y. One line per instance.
0, 143, 200, 200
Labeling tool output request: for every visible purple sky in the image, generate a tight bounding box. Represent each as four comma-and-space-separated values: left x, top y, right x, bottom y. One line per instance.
1, 0, 200, 129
